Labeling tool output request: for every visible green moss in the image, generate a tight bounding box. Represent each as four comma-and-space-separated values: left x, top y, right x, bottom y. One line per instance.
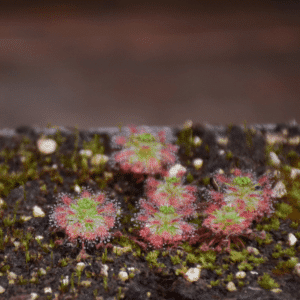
272, 257, 298, 275
290, 221, 299, 229
294, 232, 300, 239
176, 126, 193, 157
261, 217, 280, 231
257, 273, 279, 290
238, 280, 245, 287
256, 232, 273, 246
83, 134, 105, 155
146, 250, 160, 268
225, 273, 234, 282
210, 279, 220, 286
287, 150, 299, 165
170, 255, 182, 265
248, 255, 267, 266
59, 258, 69, 267
214, 268, 223, 276
185, 253, 198, 264
196, 250, 217, 269
226, 151, 233, 160
186, 172, 194, 183
282, 246, 296, 257
205, 145, 210, 153
237, 261, 253, 271
275, 203, 293, 220
229, 250, 247, 263
202, 176, 210, 186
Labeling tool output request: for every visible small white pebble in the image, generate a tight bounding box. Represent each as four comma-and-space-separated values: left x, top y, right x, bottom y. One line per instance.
288, 233, 298, 246
168, 164, 187, 178
273, 181, 287, 198
271, 288, 282, 293
236, 271, 246, 279
118, 271, 129, 282
79, 149, 93, 157
216, 136, 228, 146
269, 152, 281, 167
76, 262, 86, 272
30, 293, 39, 300
101, 264, 109, 277
293, 263, 300, 277
37, 138, 57, 154
291, 168, 300, 179
91, 154, 109, 166
184, 265, 201, 282
44, 287, 52, 294
35, 235, 44, 241
227, 281, 237, 292
60, 276, 69, 285
33, 206, 45, 218
193, 136, 202, 146
288, 136, 300, 146
183, 120, 193, 129
193, 158, 203, 170
74, 185, 81, 193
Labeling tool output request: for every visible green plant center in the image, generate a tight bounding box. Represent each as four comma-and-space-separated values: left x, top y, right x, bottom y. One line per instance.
160, 205, 176, 214
136, 133, 156, 143
233, 176, 252, 187
70, 197, 99, 222
138, 146, 152, 158
166, 177, 180, 184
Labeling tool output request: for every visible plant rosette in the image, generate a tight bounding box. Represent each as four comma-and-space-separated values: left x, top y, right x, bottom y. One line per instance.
110, 125, 179, 181
208, 168, 276, 223
195, 203, 255, 252
193, 168, 276, 252
145, 175, 198, 218
134, 198, 198, 250
49, 188, 121, 251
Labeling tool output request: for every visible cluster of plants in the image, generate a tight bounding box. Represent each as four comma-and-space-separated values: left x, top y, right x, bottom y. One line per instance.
49, 125, 278, 255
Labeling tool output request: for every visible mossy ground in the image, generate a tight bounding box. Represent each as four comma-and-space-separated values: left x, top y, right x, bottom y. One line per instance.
0, 123, 300, 300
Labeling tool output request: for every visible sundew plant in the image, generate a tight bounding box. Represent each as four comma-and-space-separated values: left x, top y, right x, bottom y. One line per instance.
49, 188, 121, 248
133, 173, 199, 250
110, 126, 179, 181
194, 168, 276, 252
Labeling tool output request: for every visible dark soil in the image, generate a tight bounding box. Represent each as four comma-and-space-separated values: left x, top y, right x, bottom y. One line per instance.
0, 122, 300, 300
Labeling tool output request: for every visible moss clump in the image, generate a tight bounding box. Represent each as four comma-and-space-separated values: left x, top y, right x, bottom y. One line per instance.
255, 232, 273, 246
257, 273, 279, 290
210, 279, 220, 286
170, 255, 182, 265
275, 202, 293, 220
224, 273, 234, 282
290, 221, 299, 229
185, 253, 198, 264
257, 217, 280, 232
238, 261, 253, 271
229, 250, 247, 263
272, 257, 298, 275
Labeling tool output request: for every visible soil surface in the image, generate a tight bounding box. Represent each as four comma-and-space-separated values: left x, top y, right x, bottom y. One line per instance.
0, 123, 300, 300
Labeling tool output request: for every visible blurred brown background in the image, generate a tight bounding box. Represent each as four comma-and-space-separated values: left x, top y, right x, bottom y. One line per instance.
1, 0, 300, 130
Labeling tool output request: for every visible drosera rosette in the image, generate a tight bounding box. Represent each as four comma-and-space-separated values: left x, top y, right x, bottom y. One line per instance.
144, 172, 198, 218
192, 168, 276, 253
195, 202, 256, 253
134, 198, 199, 250
48, 187, 121, 259
132, 170, 199, 250
109, 125, 179, 183
212, 168, 277, 223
